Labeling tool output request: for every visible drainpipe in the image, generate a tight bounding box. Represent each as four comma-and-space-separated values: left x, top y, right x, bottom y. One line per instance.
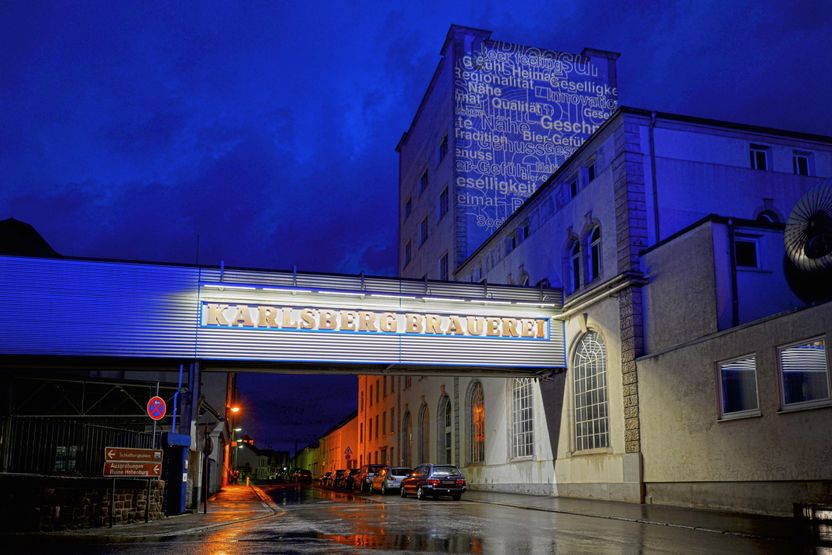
727, 219, 740, 327
649, 112, 661, 241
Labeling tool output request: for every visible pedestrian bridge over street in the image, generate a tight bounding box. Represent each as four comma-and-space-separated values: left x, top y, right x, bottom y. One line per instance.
0, 255, 566, 377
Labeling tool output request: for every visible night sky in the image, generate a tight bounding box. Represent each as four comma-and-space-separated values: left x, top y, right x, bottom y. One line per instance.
3, 1, 831, 453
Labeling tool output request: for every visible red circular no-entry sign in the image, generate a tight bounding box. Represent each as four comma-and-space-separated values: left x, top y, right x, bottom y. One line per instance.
147, 396, 167, 421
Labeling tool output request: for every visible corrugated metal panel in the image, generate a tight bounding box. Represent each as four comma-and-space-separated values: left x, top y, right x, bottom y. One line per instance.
0, 257, 199, 358
0, 256, 565, 369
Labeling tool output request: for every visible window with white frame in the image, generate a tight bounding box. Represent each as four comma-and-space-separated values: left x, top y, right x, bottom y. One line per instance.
718, 354, 760, 417
779, 337, 830, 407
793, 151, 812, 176
735, 234, 760, 269
511, 378, 534, 458
574, 331, 609, 451
587, 225, 601, 283
437, 396, 452, 464
749, 144, 769, 171
469, 381, 485, 463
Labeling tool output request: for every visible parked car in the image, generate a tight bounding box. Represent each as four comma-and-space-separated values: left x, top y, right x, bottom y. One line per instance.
371, 466, 412, 494
340, 468, 361, 490
319, 471, 332, 487
400, 464, 466, 500
295, 469, 313, 483
354, 464, 386, 492
330, 469, 347, 488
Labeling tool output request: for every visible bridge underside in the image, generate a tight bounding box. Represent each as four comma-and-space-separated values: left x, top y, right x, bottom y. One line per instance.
0, 355, 561, 378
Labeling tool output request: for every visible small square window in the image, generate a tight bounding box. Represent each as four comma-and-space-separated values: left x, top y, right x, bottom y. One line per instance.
749, 144, 769, 171
779, 337, 830, 407
735, 236, 759, 268
438, 135, 448, 163
718, 354, 760, 418
793, 151, 812, 176
404, 198, 412, 220
420, 170, 429, 194
439, 187, 449, 221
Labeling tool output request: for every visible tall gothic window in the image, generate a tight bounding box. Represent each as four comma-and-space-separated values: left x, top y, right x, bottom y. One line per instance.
468, 382, 485, 463
569, 239, 581, 293
418, 404, 430, 464
574, 331, 610, 450
437, 396, 452, 464
401, 411, 412, 467
511, 378, 534, 458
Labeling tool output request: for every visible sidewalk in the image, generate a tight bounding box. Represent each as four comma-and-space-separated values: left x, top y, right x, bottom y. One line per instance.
464, 490, 806, 542
40, 484, 277, 539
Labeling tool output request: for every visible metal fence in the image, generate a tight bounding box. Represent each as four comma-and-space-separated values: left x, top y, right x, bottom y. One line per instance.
3, 417, 155, 476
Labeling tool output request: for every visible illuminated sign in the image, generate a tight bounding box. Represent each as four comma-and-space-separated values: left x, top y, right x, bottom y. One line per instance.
201, 303, 549, 340
454, 40, 618, 256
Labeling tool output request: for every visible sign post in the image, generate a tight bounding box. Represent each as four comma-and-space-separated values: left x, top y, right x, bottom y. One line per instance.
146, 386, 163, 522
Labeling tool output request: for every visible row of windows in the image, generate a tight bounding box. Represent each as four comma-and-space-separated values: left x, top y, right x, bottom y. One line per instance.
718, 336, 830, 419
360, 407, 397, 442
749, 144, 814, 176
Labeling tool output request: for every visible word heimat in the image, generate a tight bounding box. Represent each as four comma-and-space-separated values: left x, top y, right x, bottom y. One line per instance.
202, 304, 548, 339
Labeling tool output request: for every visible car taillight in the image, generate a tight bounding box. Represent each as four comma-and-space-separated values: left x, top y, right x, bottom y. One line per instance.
455, 479, 465, 485
427, 479, 441, 486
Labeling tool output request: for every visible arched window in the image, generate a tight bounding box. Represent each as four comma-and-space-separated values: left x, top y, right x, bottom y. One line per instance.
437, 395, 452, 464
511, 378, 534, 458
588, 225, 601, 283
568, 239, 581, 293
468, 382, 485, 463
401, 411, 412, 466
574, 331, 609, 451
418, 403, 430, 464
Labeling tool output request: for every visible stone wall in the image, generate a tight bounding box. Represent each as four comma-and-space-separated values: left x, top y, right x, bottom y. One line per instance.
0, 474, 164, 531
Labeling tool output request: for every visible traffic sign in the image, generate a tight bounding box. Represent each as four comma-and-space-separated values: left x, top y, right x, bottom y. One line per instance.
147, 396, 166, 420
344, 446, 352, 460
104, 461, 162, 477
104, 447, 163, 463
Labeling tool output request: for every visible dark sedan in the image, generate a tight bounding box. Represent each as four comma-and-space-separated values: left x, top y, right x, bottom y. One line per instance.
400, 464, 466, 500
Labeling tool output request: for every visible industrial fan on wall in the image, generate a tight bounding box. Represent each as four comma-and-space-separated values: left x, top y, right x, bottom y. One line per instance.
784, 181, 832, 303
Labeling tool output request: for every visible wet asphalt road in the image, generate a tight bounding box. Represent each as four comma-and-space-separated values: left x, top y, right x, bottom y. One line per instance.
7, 484, 812, 554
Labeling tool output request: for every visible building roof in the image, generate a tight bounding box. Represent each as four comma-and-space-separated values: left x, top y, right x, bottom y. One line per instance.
0, 218, 61, 258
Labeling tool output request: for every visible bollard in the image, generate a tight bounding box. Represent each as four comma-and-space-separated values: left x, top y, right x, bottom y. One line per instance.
246, 476, 250, 487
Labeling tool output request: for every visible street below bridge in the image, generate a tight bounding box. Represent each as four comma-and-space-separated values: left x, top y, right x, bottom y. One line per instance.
5, 483, 819, 554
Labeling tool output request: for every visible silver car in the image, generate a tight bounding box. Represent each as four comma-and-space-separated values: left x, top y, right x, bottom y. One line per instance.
371, 466, 412, 494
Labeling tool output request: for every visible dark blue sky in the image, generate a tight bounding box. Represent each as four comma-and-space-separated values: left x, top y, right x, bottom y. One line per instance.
3, 1, 831, 452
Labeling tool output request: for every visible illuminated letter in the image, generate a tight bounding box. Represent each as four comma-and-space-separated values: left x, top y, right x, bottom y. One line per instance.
282, 307, 298, 328
446, 315, 465, 335
466, 317, 484, 336
379, 313, 397, 332
257, 306, 279, 328
358, 311, 378, 332
536, 320, 546, 338
206, 304, 229, 325
340, 310, 358, 331
405, 313, 424, 333
521, 319, 536, 337
319, 310, 337, 330
300, 309, 317, 329
425, 314, 443, 334
231, 305, 253, 327
486, 317, 501, 336
501, 318, 519, 337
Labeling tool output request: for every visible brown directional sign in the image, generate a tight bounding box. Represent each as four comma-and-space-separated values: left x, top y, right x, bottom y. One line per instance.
103, 461, 162, 477
104, 447, 163, 463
